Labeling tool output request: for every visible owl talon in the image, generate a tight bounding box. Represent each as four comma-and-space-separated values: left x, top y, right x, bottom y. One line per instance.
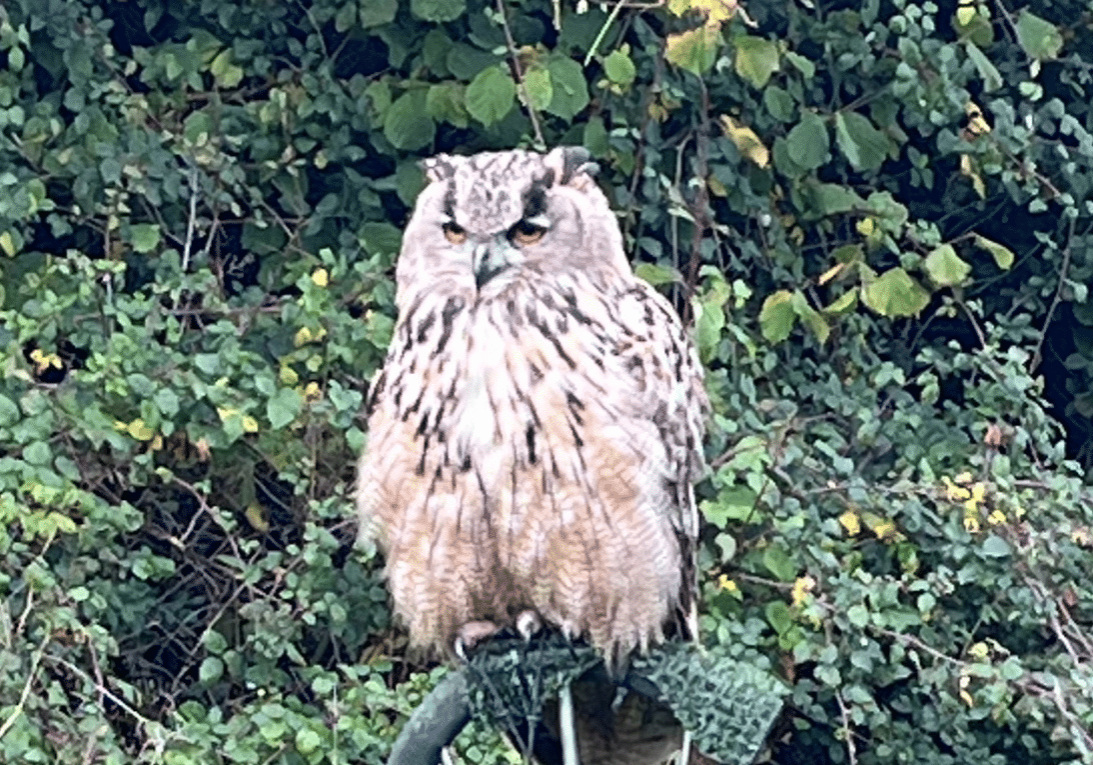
454, 620, 502, 660
515, 610, 542, 642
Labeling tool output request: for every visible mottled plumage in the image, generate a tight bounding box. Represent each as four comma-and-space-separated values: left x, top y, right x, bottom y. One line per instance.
357, 147, 707, 671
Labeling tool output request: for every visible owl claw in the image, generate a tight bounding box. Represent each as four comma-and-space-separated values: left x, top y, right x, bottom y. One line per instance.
515, 610, 542, 641
453, 620, 502, 660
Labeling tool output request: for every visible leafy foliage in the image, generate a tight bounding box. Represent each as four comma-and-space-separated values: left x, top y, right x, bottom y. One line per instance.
1, 0, 1093, 763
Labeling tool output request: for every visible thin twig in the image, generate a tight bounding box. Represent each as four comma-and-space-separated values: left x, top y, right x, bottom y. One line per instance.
0, 631, 49, 742
1031, 215, 1076, 371
181, 164, 200, 273
495, 0, 545, 149
835, 690, 858, 765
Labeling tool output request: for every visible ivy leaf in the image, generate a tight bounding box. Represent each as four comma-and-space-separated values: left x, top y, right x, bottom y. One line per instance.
130, 224, 161, 253
786, 111, 829, 172
465, 65, 515, 126
384, 90, 435, 150
544, 56, 588, 119
862, 267, 930, 317
974, 235, 1015, 270
411, 0, 464, 23
604, 48, 636, 86
733, 36, 780, 88
763, 545, 797, 581
760, 290, 796, 343
924, 244, 971, 287
267, 387, 302, 430
1016, 10, 1063, 60
665, 24, 721, 76
835, 111, 889, 172
359, 0, 397, 28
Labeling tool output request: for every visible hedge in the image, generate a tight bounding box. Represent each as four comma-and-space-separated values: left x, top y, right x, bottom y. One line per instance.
1, 0, 1092, 763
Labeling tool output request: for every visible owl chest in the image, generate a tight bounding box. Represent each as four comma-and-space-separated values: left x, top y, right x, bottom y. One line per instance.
388, 296, 615, 482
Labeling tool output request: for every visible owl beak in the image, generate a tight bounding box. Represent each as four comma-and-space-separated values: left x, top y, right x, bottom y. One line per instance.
472, 239, 513, 289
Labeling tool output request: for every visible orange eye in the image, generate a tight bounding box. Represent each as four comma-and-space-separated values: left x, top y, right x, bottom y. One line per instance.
510, 220, 546, 246
443, 222, 467, 244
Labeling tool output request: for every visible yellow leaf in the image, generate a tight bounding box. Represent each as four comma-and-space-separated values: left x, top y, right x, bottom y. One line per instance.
216, 407, 236, 422
0, 230, 16, 256
126, 418, 155, 441
819, 262, 845, 285
150, 435, 164, 451
279, 365, 299, 386
719, 115, 770, 167
838, 510, 861, 536
707, 175, 727, 197
242, 415, 259, 433
856, 217, 875, 236
294, 327, 313, 347
791, 575, 815, 607
303, 381, 322, 401
956, 5, 976, 26
717, 574, 739, 593
987, 510, 1006, 525
245, 503, 270, 533
964, 515, 981, 533
311, 268, 329, 287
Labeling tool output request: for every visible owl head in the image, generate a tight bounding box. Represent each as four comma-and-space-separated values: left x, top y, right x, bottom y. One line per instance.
394, 147, 629, 310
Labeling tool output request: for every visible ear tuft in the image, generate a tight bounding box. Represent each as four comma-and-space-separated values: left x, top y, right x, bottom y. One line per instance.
544, 146, 598, 187
420, 154, 460, 183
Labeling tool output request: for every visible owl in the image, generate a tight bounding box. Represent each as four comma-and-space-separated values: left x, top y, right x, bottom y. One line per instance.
357, 147, 708, 761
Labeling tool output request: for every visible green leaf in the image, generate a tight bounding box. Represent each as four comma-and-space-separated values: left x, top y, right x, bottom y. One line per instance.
0, 393, 18, 427
924, 244, 971, 287
425, 82, 468, 128
267, 387, 303, 429
862, 268, 930, 317
760, 290, 796, 343
835, 111, 889, 172
130, 224, 161, 254
763, 85, 795, 122
522, 66, 553, 112
786, 111, 829, 172
763, 545, 796, 581
199, 656, 224, 684
824, 289, 858, 315
209, 48, 243, 88
981, 534, 1011, 558
701, 486, 757, 526
465, 65, 515, 126
733, 36, 780, 88
359, 0, 397, 28
384, 90, 435, 150
544, 56, 588, 119
295, 728, 323, 755
604, 48, 637, 86
1016, 10, 1063, 60
411, 0, 464, 22
765, 601, 793, 635
808, 183, 864, 216
665, 25, 721, 76
791, 290, 829, 344
583, 116, 608, 155
965, 41, 1002, 93
634, 262, 681, 287
975, 235, 1014, 269
847, 604, 869, 628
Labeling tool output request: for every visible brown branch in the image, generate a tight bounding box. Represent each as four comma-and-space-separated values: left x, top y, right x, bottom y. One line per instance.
1031, 215, 1076, 372
495, 0, 545, 149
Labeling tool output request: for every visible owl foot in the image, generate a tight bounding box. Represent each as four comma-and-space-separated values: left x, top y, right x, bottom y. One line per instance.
453, 620, 501, 661
515, 609, 543, 641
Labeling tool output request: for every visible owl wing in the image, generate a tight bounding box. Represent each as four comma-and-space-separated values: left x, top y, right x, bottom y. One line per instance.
606, 281, 708, 633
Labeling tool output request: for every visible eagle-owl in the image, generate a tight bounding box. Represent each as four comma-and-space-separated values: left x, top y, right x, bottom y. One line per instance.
358, 148, 708, 760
